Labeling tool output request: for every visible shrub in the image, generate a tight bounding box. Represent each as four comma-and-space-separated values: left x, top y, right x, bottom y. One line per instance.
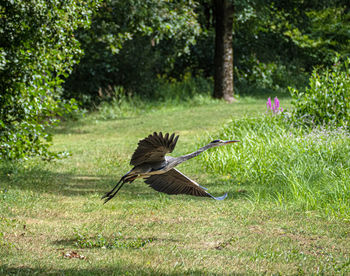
289, 56, 350, 128
0, 0, 99, 160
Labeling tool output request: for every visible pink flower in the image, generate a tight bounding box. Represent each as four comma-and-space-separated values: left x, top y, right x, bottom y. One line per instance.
266, 97, 283, 114
273, 97, 280, 113
267, 97, 272, 110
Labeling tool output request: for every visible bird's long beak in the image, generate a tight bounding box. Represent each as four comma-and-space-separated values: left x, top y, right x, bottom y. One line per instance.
224, 140, 240, 144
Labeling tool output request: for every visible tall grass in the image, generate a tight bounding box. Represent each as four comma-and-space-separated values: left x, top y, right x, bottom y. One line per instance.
201, 115, 350, 220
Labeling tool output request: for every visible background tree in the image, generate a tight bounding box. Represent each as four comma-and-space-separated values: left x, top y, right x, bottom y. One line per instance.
213, 0, 234, 102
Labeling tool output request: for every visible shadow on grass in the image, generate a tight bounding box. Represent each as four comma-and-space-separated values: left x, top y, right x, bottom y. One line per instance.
0, 265, 214, 276
49, 118, 93, 135
1, 168, 109, 196
0, 163, 254, 202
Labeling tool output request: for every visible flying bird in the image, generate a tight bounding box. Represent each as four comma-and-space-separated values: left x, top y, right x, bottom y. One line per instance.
102, 132, 239, 203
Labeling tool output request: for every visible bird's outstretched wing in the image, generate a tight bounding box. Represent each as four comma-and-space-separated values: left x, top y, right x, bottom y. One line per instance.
130, 132, 179, 166
144, 168, 227, 200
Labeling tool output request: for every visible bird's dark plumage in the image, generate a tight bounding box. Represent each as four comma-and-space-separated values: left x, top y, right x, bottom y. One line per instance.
145, 168, 210, 197
130, 132, 179, 166
145, 168, 227, 200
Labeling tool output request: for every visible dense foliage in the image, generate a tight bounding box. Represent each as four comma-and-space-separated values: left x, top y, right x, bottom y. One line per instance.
289, 57, 350, 128
0, 0, 99, 160
63, 0, 201, 104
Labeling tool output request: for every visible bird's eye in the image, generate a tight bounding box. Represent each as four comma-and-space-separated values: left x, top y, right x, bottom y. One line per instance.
211, 139, 220, 143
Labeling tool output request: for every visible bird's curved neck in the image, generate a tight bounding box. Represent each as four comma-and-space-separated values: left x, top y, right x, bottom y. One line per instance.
177, 144, 212, 164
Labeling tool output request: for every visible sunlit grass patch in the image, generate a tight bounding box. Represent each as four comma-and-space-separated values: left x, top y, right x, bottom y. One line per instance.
201, 115, 350, 220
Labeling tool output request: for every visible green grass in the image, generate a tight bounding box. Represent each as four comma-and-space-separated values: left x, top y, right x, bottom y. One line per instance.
1, 95, 350, 275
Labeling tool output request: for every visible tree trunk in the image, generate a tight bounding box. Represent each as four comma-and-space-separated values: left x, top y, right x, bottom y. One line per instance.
213, 0, 234, 102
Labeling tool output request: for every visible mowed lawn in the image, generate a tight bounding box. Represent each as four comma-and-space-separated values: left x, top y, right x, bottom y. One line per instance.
1, 97, 349, 275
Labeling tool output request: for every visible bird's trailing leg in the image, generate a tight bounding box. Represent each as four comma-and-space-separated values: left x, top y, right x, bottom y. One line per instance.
101, 175, 126, 200
102, 174, 138, 204
103, 179, 134, 204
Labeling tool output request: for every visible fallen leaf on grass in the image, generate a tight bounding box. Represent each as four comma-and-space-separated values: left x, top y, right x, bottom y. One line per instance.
62, 251, 86, 260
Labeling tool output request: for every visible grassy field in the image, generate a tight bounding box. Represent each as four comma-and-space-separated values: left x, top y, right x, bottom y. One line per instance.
1, 96, 349, 275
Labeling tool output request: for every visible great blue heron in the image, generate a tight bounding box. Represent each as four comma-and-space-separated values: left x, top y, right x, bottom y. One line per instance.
102, 132, 239, 203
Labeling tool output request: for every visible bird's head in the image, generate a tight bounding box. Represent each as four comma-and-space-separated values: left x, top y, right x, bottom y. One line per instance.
209, 139, 240, 147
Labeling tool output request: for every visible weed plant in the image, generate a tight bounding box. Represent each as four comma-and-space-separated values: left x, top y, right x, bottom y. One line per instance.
74, 231, 154, 249
201, 115, 350, 220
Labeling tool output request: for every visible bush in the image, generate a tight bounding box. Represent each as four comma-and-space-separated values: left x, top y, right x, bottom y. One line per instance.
235, 57, 309, 94
289, 56, 350, 128
0, 0, 99, 160
200, 115, 350, 219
